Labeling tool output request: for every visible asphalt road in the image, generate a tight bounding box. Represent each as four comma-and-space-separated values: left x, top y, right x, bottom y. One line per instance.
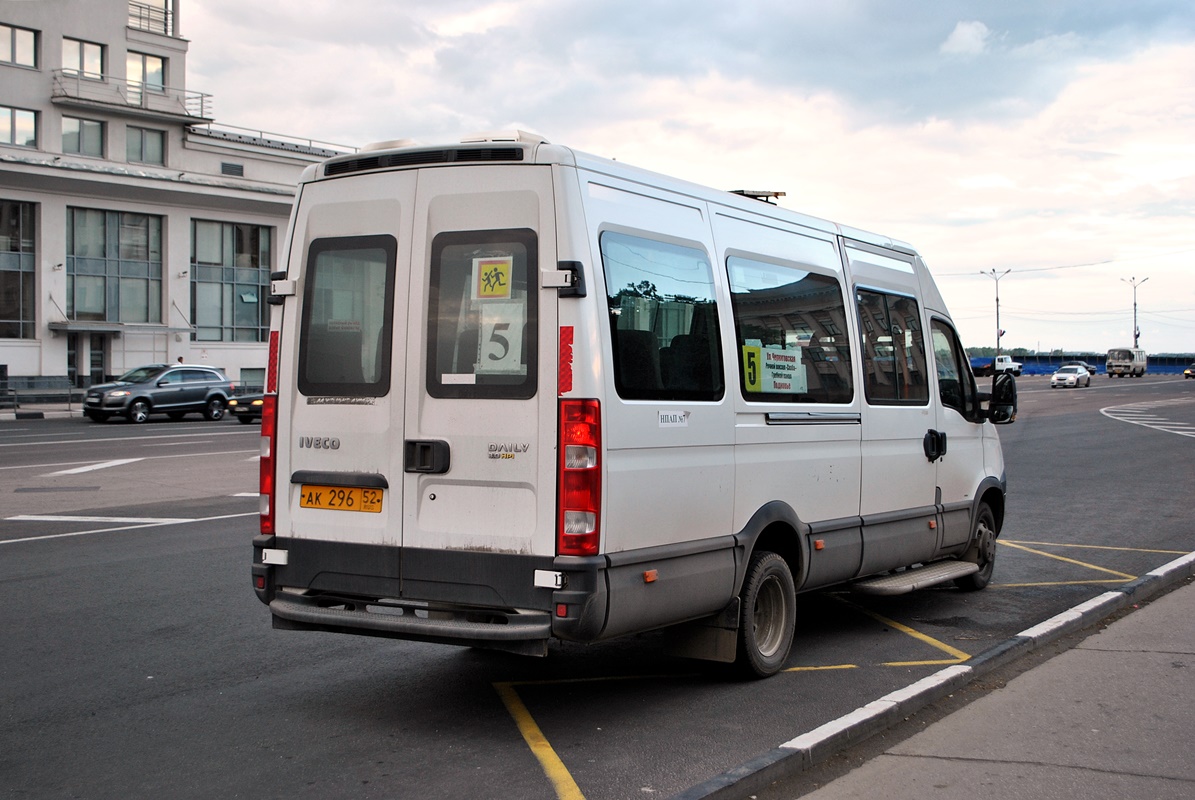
1, 375, 1192, 799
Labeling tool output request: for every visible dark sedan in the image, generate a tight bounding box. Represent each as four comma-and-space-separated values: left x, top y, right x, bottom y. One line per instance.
227, 393, 264, 424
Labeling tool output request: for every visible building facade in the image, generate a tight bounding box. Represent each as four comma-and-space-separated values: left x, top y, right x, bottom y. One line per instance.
1, 0, 350, 389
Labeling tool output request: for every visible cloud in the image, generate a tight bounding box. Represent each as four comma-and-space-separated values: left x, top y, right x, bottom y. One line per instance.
180, 2, 1195, 352
941, 21, 992, 55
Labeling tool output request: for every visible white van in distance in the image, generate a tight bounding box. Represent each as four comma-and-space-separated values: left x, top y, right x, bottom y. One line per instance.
252, 132, 1017, 677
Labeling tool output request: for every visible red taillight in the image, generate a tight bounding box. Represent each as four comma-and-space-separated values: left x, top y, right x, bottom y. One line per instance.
259, 394, 276, 535
260, 330, 280, 536
557, 399, 601, 556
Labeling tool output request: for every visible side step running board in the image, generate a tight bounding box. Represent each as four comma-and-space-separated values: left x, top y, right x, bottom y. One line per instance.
851, 560, 979, 596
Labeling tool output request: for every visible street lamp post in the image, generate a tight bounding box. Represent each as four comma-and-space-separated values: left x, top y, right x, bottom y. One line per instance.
1121, 276, 1148, 348
981, 268, 1011, 356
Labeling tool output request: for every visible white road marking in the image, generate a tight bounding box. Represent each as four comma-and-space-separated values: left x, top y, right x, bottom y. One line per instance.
232, 492, 260, 497
42, 458, 144, 476
0, 511, 257, 545
7, 514, 193, 524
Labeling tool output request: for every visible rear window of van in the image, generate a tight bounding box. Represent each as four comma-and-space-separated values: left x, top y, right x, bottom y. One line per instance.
426, 228, 538, 399
298, 235, 396, 397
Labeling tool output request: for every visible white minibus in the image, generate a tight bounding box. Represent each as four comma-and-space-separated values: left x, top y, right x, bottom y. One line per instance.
252, 133, 1017, 677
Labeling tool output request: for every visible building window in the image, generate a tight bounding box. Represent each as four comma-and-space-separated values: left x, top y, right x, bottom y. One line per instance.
0, 200, 36, 338
129, 0, 173, 36
127, 126, 164, 164
62, 37, 103, 78
63, 117, 104, 157
191, 220, 272, 342
127, 51, 164, 98
66, 208, 162, 323
1, 106, 36, 148
1, 23, 37, 68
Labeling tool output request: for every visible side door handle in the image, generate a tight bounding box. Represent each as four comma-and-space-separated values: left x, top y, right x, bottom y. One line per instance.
404, 440, 451, 474
923, 429, 948, 462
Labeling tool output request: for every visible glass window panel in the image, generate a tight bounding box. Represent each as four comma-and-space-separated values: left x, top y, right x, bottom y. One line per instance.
70, 209, 106, 257
63, 117, 79, 152
195, 282, 221, 326
143, 129, 163, 164
857, 290, 928, 405
83, 41, 102, 76
14, 109, 36, 147
14, 27, 34, 67
600, 231, 723, 401
145, 55, 164, 89
148, 279, 161, 322
81, 120, 103, 156
728, 256, 852, 404
300, 235, 397, 396
62, 38, 79, 72
74, 275, 106, 319
0, 26, 10, 63
194, 221, 222, 265
120, 278, 149, 322
119, 214, 149, 260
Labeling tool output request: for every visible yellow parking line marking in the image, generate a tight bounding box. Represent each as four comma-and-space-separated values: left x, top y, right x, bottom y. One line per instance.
1003, 539, 1185, 555
999, 540, 1136, 580
999, 579, 1130, 588
494, 682, 586, 800
884, 659, 968, 667
784, 664, 858, 672
838, 599, 972, 663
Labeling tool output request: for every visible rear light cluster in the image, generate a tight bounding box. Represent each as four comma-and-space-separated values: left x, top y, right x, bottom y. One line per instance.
260, 330, 280, 535
557, 399, 601, 556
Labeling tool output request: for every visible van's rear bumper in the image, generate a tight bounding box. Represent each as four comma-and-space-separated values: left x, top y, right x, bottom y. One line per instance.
252, 535, 610, 653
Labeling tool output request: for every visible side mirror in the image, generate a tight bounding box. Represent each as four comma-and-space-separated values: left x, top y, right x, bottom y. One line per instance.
987, 372, 1017, 424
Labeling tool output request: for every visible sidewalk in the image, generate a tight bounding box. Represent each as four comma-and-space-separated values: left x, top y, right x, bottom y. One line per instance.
679, 552, 1195, 800
0, 401, 83, 420
790, 576, 1195, 799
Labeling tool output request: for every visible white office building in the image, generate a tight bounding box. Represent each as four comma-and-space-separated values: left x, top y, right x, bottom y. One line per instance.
1, 0, 351, 391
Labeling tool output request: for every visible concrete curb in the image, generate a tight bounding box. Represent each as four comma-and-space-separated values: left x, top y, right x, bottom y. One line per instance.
672, 550, 1195, 800
0, 408, 81, 421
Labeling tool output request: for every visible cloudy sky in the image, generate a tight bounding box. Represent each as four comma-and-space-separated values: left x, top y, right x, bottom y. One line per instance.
185, 1, 1195, 354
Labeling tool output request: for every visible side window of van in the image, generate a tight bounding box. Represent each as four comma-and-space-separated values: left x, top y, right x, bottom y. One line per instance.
727, 256, 853, 403
427, 228, 537, 400
930, 319, 978, 419
600, 232, 724, 401
298, 235, 396, 397
856, 290, 929, 404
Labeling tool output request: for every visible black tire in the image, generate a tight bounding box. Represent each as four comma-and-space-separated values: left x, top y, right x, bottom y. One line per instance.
735, 551, 796, 678
955, 503, 997, 591
126, 399, 150, 424
167, 411, 187, 421
202, 397, 225, 421
236, 415, 255, 425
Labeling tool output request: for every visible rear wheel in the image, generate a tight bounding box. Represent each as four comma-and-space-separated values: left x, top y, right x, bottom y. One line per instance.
202, 397, 225, 421
735, 551, 796, 678
955, 503, 997, 591
126, 400, 150, 424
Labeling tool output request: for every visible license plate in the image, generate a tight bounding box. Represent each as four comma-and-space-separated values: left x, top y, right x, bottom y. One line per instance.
299, 484, 383, 513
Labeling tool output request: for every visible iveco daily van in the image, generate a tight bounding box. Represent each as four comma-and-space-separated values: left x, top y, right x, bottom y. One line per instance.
252, 133, 1017, 677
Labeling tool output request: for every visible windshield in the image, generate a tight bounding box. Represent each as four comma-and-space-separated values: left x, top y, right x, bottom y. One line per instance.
116, 366, 166, 383
1107, 349, 1133, 360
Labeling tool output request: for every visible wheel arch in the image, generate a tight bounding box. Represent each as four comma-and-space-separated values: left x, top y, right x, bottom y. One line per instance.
733, 501, 808, 595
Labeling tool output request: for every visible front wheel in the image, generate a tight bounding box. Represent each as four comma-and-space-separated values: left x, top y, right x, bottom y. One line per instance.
203, 397, 225, 421
735, 551, 796, 678
126, 400, 150, 424
955, 503, 997, 591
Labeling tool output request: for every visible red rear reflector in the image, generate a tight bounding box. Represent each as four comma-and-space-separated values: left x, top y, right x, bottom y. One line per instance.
557, 399, 600, 556
556, 604, 568, 618
558, 326, 574, 395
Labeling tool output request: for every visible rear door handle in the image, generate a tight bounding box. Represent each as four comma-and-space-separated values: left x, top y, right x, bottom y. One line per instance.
404, 440, 451, 474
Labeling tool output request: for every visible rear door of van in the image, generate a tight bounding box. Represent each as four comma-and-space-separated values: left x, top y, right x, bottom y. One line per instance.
278, 163, 558, 606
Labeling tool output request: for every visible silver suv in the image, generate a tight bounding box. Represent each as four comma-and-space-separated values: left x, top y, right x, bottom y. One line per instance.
84, 364, 235, 423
